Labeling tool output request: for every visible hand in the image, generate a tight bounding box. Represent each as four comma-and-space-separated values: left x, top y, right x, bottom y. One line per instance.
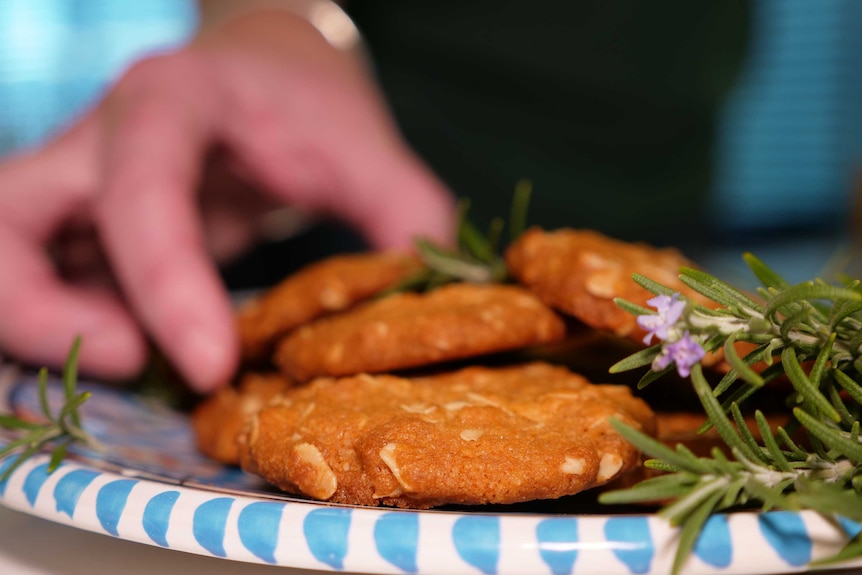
0, 9, 455, 392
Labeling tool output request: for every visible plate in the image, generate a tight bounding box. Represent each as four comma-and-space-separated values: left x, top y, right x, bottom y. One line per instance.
0, 368, 861, 575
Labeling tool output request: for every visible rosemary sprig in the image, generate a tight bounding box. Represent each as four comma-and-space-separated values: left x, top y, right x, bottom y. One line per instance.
386, 181, 532, 294
602, 253, 862, 574
0, 336, 100, 480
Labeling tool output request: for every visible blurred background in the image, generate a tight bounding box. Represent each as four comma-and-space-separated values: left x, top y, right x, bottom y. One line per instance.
0, 1, 197, 152
0, 0, 860, 287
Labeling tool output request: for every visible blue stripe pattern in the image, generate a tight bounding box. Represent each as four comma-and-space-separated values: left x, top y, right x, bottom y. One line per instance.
0, 456, 18, 496
303, 507, 352, 569
192, 497, 234, 557
53, 468, 99, 517
374, 512, 420, 573
758, 511, 812, 567
95, 479, 138, 536
142, 490, 180, 547
693, 514, 732, 568
604, 516, 654, 574
238, 501, 284, 564
23, 462, 54, 507
452, 516, 500, 575
536, 518, 578, 575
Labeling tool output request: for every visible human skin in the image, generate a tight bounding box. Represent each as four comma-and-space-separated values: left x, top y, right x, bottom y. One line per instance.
0, 9, 455, 391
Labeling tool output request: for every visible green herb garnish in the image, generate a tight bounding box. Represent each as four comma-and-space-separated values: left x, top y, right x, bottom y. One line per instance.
385, 180, 532, 294
601, 254, 862, 573
0, 336, 100, 480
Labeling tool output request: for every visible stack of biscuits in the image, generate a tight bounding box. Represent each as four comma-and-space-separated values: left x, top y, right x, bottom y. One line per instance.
192, 227, 712, 509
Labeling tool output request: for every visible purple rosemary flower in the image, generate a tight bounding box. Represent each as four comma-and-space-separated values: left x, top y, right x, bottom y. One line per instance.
637, 293, 686, 345
652, 331, 706, 378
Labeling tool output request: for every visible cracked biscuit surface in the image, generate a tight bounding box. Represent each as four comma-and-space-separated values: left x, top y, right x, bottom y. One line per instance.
505, 227, 712, 341
239, 362, 655, 508
274, 283, 567, 382
237, 252, 421, 362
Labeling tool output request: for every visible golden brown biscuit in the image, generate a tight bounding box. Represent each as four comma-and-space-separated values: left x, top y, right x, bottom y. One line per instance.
239, 362, 655, 508
274, 283, 567, 382
505, 227, 712, 342
191, 372, 293, 464
238, 252, 421, 362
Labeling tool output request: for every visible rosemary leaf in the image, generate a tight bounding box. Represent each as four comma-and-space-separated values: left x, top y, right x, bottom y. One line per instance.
754, 410, 794, 472
0, 415, 42, 430
679, 267, 762, 311
598, 473, 696, 505
631, 273, 676, 297
613, 297, 654, 318
828, 300, 862, 334
826, 379, 856, 427
458, 215, 496, 265
764, 283, 862, 324
782, 347, 841, 423
720, 476, 748, 509
670, 488, 725, 575
691, 366, 765, 464
832, 368, 862, 406
57, 392, 93, 424
636, 363, 674, 390
776, 426, 809, 459
730, 403, 769, 465
48, 440, 70, 473
742, 252, 789, 290
644, 459, 681, 473
809, 332, 837, 386
609, 418, 711, 474
741, 475, 792, 511
794, 408, 862, 464
608, 345, 661, 373
660, 477, 726, 526
37, 367, 51, 421
794, 480, 862, 521
722, 334, 765, 387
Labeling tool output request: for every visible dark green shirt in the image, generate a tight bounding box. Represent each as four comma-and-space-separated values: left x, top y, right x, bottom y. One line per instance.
348, 0, 750, 249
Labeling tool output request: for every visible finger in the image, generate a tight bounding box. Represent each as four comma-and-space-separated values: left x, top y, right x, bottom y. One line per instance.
227, 111, 456, 250
96, 58, 238, 392
0, 227, 148, 378
204, 25, 456, 251
0, 118, 100, 239
342, 148, 456, 249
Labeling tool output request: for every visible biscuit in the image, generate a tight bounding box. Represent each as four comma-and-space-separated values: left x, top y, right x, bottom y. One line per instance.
274, 283, 567, 382
239, 362, 655, 508
505, 227, 711, 341
191, 372, 292, 464
238, 252, 421, 362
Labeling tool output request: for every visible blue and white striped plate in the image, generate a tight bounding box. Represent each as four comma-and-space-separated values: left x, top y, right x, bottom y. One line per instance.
0, 370, 860, 575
